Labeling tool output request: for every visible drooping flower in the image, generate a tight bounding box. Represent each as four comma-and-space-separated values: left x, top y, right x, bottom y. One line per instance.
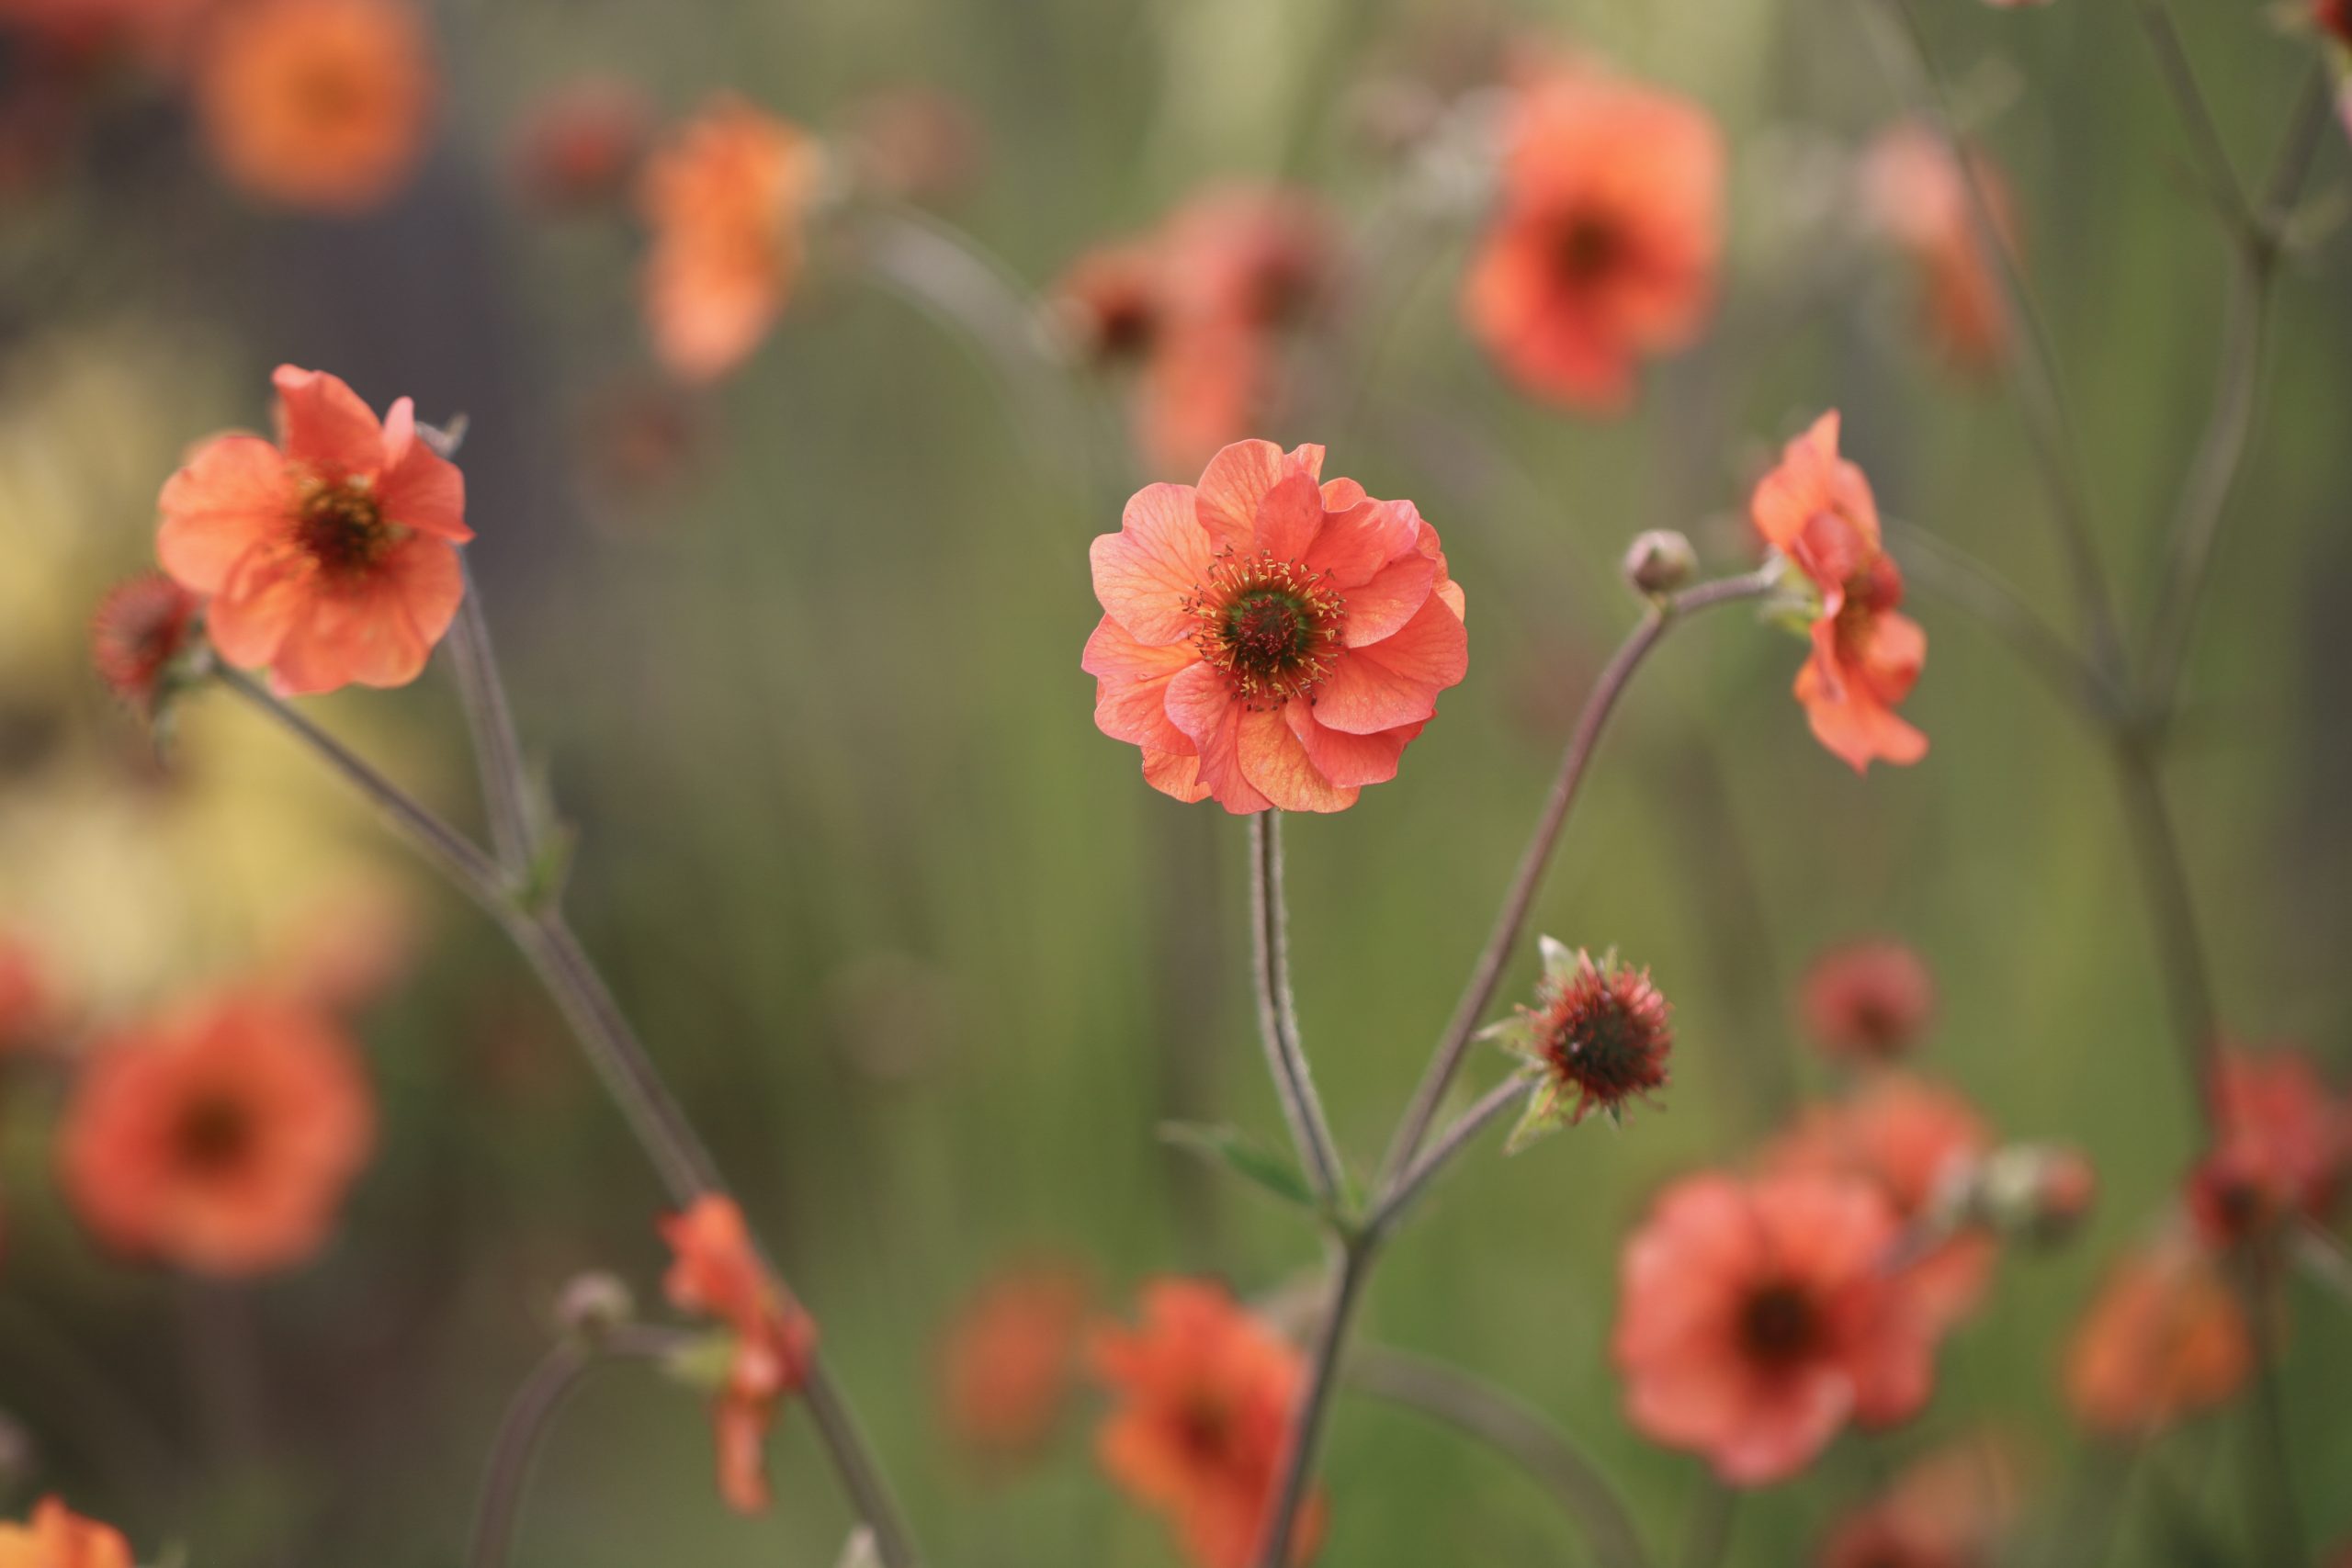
638, 96, 822, 382
2185, 1044, 2348, 1248
58, 988, 378, 1276
1763, 1075, 1996, 1331
937, 1260, 1091, 1464
1462, 68, 1723, 412
1083, 439, 1467, 813
0, 1495, 132, 1568
510, 77, 650, 213
660, 1194, 819, 1515
192, 0, 435, 211
154, 364, 471, 696
2064, 1234, 2250, 1438
89, 571, 203, 711
1613, 1172, 1940, 1484
1820, 1432, 2019, 1568
1484, 938, 1671, 1146
1799, 939, 1937, 1062
1860, 123, 2017, 373
1750, 412, 1927, 772
1091, 1278, 1325, 1568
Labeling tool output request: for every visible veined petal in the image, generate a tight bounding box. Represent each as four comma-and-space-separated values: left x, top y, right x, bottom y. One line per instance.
1287, 702, 1413, 788
157, 435, 295, 592
1083, 616, 1196, 752
1338, 549, 1438, 647
377, 402, 471, 541
206, 540, 311, 669
1312, 593, 1467, 735
1140, 748, 1211, 803
1089, 483, 1212, 646
1304, 496, 1419, 588
272, 366, 385, 479
1250, 469, 1324, 562
1165, 661, 1267, 813
1193, 439, 1288, 553
1238, 705, 1356, 813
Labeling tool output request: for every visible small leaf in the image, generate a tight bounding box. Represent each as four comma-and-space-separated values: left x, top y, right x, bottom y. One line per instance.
1159, 1122, 1317, 1212
1501, 1082, 1557, 1156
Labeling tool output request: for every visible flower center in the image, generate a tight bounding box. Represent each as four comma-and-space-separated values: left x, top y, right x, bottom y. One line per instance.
1186, 551, 1345, 709
174, 1092, 256, 1176
1174, 1391, 1236, 1464
297, 477, 395, 578
1737, 1281, 1823, 1367
1553, 211, 1622, 283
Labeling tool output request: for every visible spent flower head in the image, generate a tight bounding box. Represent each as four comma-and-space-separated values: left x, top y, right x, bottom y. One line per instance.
1484, 938, 1671, 1148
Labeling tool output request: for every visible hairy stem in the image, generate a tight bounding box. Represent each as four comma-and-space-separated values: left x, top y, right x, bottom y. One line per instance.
1366, 1077, 1529, 1246
1347, 1345, 1651, 1568
1250, 811, 1346, 1211
446, 563, 536, 876
1254, 1237, 1373, 1568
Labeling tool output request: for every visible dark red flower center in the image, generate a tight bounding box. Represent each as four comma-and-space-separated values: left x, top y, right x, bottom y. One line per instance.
1187, 552, 1345, 709
297, 478, 395, 578
1552, 211, 1623, 285
174, 1092, 257, 1176
1738, 1280, 1825, 1367
1173, 1390, 1238, 1465
1531, 961, 1671, 1122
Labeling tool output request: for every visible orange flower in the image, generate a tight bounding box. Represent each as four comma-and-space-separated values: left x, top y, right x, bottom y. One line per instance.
0, 1496, 132, 1568
1750, 412, 1927, 772
1861, 123, 2016, 373
2064, 1235, 2250, 1438
1613, 1173, 1940, 1484
1091, 1278, 1325, 1568
193, 0, 435, 211
659, 1194, 819, 1515
2186, 1044, 2347, 1248
1763, 1075, 1996, 1331
1799, 939, 1937, 1062
1485, 938, 1672, 1145
1084, 439, 1467, 813
89, 571, 203, 710
1052, 240, 1165, 364
1462, 69, 1722, 412
1820, 1433, 2018, 1568
58, 989, 377, 1276
638, 96, 821, 382
509, 78, 650, 213
154, 364, 470, 696
937, 1261, 1090, 1463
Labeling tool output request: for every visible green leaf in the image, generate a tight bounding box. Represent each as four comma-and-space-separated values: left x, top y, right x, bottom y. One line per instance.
1159, 1122, 1318, 1213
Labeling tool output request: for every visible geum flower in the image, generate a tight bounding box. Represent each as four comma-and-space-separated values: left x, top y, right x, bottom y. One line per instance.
937, 1260, 1091, 1465
1613, 1172, 1941, 1484
1798, 938, 1937, 1063
660, 1195, 819, 1515
1462, 68, 1723, 412
1861, 122, 2017, 374
1091, 1278, 1325, 1568
1750, 411, 1927, 772
156, 365, 470, 696
1484, 938, 1671, 1147
58, 988, 378, 1277
2185, 1044, 2348, 1248
90, 571, 203, 712
2064, 1233, 2249, 1439
1084, 439, 1467, 813
0, 1496, 132, 1568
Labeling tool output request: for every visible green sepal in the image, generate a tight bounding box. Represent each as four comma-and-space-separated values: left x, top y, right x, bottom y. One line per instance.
1500, 1079, 1560, 1156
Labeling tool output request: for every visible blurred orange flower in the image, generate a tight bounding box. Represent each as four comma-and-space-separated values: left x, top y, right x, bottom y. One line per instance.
937, 1261, 1090, 1463
1764, 1074, 1996, 1330
155, 364, 470, 696
1463, 69, 1722, 412
89, 571, 202, 711
639, 96, 821, 382
660, 1194, 819, 1515
1862, 123, 2016, 374
1613, 1173, 1940, 1484
193, 0, 435, 211
0, 1495, 131, 1568
0, 929, 56, 1051
2064, 1235, 2250, 1438
1083, 439, 1467, 813
59, 988, 377, 1276
1799, 939, 1937, 1062
2186, 1044, 2347, 1247
1091, 1278, 1325, 1568
1052, 240, 1164, 365
1820, 1432, 2019, 1567
510, 77, 650, 213
1750, 411, 1928, 772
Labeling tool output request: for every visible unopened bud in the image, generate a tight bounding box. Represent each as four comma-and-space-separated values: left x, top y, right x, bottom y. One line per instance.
1622, 530, 1696, 596
555, 1270, 636, 1344
1973, 1144, 2097, 1246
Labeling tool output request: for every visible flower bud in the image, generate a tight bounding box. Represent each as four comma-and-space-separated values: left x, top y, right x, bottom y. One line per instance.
1621, 529, 1696, 596
555, 1269, 636, 1344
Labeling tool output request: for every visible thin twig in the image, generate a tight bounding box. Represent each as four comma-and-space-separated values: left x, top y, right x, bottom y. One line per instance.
2130, 0, 2254, 232
1375, 569, 1779, 1190
2108, 746, 2220, 1121
1883, 520, 2115, 718
1347, 1345, 1651, 1568
1254, 1237, 1372, 1568
446, 562, 537, 876
1249, 811, 1345, 1211
1366, 1077, 1529, 1245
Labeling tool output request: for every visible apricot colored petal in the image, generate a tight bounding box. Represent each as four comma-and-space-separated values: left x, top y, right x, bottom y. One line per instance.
207, 541, 311, 669
377, 402, 472, 540
1752, 412, 1842, 553
1311, 594, 1466, 735
1237, 705, 1356, 813
1340, 549, 1438, 647
1850, 1303, 1939, 1427
1287, 703, 1412, 789
1859, 610, 1926, 704
1250, 469, 1325, 561
1797, 657, 1928, 773
1165, 662, 1267, 813
1319, 477, 1365, 511
156, 435, 293, 592
1709, 1372, 1855, 1484
272, 366, 384, 478
1194, 440, 1322, 552
1090, 483, 1212, 646
1141, 748, 1211, 803
1437, 579, 1466, 619
1083, 616, 1195, 752
714, 1392, 774, 1514
1304, 497, 1419, 588
272, 536, 462, 695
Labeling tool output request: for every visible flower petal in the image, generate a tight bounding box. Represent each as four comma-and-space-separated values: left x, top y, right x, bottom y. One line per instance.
271, 536, 463, 694
1083, 616, 1196, 752
1287, 702, 1415, 788
1089, 483, 1212, 646
1339, 549, 1438, 647
1250, 469, 1325, 562
376, 400, 472, 541
1141, 748, 1211, 803
1311, 593, 1467, 734
1165, 661, 1267, 813
272, 367, 385, 479
1193, 439, 1288, 553
1304, 496, 1419, 588
156, 434, 294, 592
1238, 705, 1357, 813
207, 540, 311, 669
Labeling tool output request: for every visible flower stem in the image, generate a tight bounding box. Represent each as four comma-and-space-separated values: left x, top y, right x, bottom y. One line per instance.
1346, 1344, 1652, 1568
1249, 810, 1346, 1213
1365, 1077, 1529, 1246
1254, 1235, 1373, 1568
1376, 568, 1777, 1190
446, 561, 537, 877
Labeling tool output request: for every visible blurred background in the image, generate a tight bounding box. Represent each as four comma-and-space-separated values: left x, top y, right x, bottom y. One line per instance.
2, 0, 2348, 1562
